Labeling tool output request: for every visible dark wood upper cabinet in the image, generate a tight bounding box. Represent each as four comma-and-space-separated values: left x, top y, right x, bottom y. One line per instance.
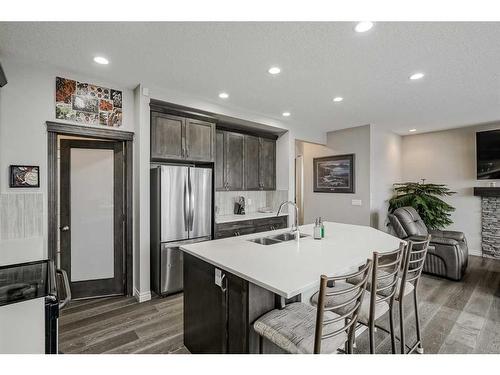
215, 130, 225, 191
215, 129, 277, 191
185, 118, 215, 162
151, 112, 184, 160
243, 135, 260, 190
224, 132, 244, 191
151, 111, 215, 162
259, 138, 276, 190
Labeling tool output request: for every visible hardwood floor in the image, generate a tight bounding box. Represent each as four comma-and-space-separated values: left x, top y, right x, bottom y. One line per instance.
59, 255, 500, 354
59, 293, 186, 354
354, 255, 500, 354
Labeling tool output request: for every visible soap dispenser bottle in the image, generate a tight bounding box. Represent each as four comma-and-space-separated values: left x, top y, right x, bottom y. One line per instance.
313, 218, 322, 240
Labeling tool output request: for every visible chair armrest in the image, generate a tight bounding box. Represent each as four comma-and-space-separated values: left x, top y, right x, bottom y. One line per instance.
430, 237, 459, 246
429, 229, 465, 242
407, 235, 429, 242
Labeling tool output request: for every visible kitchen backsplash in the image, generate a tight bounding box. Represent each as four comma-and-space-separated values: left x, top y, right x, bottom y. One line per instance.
215, 190, 289, 216
0, 193, 43, 240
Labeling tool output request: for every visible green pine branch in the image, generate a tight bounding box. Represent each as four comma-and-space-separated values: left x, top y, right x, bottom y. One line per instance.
389, 181, 456, 230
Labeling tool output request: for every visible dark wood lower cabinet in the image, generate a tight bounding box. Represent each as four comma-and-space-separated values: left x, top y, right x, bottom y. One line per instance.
183, 253, 276, 354
215, 216, 288, 239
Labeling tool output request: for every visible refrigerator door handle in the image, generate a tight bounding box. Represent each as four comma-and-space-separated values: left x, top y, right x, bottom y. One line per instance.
183, 176, 189, 232
189, 170, 195, 231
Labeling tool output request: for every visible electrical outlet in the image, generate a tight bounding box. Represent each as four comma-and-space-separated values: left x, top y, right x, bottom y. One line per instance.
351, 199, 362, 206
215, 268, 222, 287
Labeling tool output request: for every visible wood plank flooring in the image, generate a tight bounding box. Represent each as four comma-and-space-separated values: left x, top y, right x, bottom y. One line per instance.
59, 255, 500, 354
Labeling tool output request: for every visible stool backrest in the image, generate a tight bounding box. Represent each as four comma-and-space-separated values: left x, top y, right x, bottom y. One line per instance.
314, 259, 372, 354
371, 242, 406, 307
399, 236, 431, 297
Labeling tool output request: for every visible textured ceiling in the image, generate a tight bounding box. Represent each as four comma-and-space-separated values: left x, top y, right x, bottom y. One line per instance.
1, 22, 500, 135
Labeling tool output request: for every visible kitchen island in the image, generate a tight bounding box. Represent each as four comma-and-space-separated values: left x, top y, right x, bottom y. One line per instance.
180, 221, 403, 354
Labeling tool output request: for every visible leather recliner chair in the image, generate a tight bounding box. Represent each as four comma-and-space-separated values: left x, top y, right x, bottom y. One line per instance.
388, 206, 468, 281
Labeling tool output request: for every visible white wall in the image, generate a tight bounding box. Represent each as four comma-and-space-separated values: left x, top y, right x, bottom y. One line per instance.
401, 122, 500, 256
370, 128, 402, 230
133, 85, 151, 302
0, 58, 135, 265
300, 125, 372, 226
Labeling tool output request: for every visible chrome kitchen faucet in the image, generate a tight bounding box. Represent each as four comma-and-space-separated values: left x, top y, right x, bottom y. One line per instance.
277, 201, 300, 240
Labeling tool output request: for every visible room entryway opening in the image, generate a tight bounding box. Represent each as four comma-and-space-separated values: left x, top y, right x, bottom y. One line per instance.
47, 122, 134, 300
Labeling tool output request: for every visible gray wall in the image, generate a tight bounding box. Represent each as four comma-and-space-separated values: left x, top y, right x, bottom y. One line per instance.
401, 122, 500, 256
300, 125, 372, 225
370, 129, 402, 230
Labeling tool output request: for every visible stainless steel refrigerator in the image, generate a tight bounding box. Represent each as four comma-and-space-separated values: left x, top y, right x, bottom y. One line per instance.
150, 165, 212, 296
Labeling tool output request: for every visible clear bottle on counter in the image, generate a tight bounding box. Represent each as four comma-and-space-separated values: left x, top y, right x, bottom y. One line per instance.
313, 218, 322, 240
319, 217, 325, 238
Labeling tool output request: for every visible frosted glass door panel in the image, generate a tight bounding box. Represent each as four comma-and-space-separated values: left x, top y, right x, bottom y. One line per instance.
70, 148, 114, 282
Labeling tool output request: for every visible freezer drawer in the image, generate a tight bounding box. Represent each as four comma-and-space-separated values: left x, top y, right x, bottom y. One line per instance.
160, 244, 184, 295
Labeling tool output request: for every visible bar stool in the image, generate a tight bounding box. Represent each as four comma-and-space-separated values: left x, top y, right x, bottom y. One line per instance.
311, 243, 405, 354
396, 236, 430, 354
253, 260, 372, 354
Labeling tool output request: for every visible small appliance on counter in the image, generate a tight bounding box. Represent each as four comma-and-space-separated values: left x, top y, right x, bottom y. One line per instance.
234, 196, 246, 215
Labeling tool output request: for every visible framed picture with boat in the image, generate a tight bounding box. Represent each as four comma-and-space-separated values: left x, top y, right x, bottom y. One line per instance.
313, 154, 355, 193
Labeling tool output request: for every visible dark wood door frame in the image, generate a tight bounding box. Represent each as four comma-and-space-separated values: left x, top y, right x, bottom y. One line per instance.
46, 121, 134, 296
60, 139, 125, 298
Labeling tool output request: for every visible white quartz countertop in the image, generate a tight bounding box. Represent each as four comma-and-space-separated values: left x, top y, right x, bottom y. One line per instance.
180, 222, 404, 298
215, 211, 288, 224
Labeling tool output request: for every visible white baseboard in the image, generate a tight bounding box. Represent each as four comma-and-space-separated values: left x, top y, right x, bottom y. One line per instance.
133, 288, 152, 303
469, 249, 482, 257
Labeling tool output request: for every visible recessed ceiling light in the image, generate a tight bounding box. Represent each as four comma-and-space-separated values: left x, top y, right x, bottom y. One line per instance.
355, 21, 374, 33
333, 97, 343, 102
218, 92, 229, 99
268, 66, 281, 75
93, 56, 109, 65
409, 129, 417, 132
410, 72, 425, 80
282, 112, 291, 117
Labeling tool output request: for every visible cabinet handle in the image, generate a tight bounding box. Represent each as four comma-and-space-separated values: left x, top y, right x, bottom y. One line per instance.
220, 273, 227, 293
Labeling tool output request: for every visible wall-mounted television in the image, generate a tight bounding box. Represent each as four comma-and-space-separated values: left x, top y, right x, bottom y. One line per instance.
477, 129, 500, 179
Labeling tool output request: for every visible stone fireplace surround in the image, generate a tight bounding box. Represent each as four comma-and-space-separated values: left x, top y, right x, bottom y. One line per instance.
474, 187, 500, 258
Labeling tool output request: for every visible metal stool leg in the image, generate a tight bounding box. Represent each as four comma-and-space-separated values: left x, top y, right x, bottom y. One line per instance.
259, 335, 263, 354
389, 302, 396, 354
399, 298, 406, 354
369, 317, 376, 354
347, 324, 355, 354
413, 288, 424, 354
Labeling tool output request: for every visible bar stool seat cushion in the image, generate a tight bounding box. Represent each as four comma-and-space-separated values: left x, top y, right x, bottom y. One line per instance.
311, 287, 389, 325
253, 302, 347, 354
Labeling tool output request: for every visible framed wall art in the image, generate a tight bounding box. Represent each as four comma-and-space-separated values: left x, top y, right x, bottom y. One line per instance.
55, 77, 122, 127
9, 165, 40, 188
313, 154, 355, 193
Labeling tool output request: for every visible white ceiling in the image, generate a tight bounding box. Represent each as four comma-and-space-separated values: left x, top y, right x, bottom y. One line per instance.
1, 22, 500, 135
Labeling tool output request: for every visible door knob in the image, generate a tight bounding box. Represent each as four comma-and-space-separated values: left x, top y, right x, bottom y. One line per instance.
60, 225, 70, 232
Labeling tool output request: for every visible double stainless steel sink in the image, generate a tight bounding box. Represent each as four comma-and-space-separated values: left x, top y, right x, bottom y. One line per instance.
248, 232, 309, 245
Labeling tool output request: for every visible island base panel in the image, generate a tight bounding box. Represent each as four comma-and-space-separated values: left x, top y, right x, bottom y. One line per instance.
184, 253, 289, 353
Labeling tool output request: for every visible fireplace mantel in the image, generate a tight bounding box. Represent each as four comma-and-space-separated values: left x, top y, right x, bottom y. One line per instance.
473, 187, 500, 197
